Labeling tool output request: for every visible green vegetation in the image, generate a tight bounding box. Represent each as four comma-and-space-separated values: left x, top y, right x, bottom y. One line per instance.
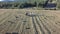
0, 0, 60, 9
0, 0, 46, 9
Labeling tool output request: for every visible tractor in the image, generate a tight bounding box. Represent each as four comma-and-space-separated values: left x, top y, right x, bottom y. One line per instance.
43, 0, 57, 10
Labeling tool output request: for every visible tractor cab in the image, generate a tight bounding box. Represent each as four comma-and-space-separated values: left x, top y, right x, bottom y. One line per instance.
43, 0, 57, 10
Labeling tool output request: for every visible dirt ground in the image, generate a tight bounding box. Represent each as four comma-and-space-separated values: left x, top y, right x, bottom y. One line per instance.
0, 9, 60, 34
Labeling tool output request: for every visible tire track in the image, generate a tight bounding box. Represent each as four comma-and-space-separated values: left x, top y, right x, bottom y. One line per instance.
0, 12, 13, 28
22, 16, 29, 34
22, 16, 33, 34
6, 18, 17, 32
0, 11, 12, 25
40, 15, 60, 34
19, 17, 35, 34
42, 16, 60, 33
29, 17, 36, 34
0, 11, 14, 34
3, 16, 15, 33
0, 11, 10, 20
25, 17, 32, 34
45, 16, 60, 28
5, 11, 18, 33
6, 12, 15, 32
7, 23, 16, 32
38, 16, 51, 34
0, 11, 12, 30
34, 17, 44, 34
20, 21, 26, 34
12, 15, 26, 32
14, 21, 22, 32
18, 17, 26, 34
35, 16, 51, 34
18, 21, 25, 34
43, 16, 59, 29
20, 16, 29, 34
0, 11, 7, 16
12, 20, 21, 32
32, 17, 38, 34
35, 16, 46, 34
40, 16, 54, 32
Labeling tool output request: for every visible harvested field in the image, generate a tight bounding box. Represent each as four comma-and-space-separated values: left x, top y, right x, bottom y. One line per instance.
0, 9, 60, 34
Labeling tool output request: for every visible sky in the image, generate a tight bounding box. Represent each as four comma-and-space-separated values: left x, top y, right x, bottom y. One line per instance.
0, 0, 28, 2
0, 0, 4, 1
0, 0, 16, 1
0, 0, 30, 2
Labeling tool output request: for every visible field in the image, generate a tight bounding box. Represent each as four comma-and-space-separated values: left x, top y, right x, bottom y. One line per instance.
0, 9, 60, 34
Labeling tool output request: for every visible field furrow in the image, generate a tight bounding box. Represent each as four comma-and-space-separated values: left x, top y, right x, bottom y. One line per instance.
0, 9, 60, 34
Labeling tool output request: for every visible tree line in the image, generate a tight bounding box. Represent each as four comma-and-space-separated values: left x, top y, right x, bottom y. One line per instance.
0, 1, 44, 9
